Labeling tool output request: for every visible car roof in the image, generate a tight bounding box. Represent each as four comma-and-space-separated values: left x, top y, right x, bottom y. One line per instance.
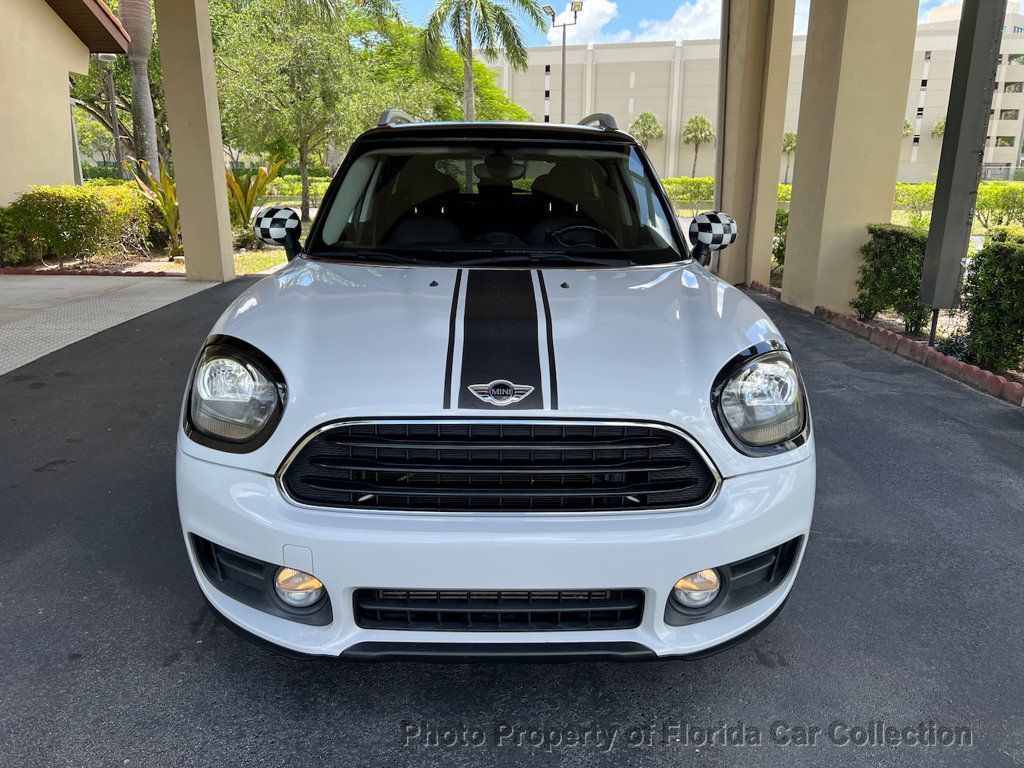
357, 120, 637, 145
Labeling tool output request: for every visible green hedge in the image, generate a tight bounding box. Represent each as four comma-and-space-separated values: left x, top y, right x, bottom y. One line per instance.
963, 241, 1024, 373
0, 182, 155, 266
851, 224, 930, 334
661, 176, 715, 215
772, 208, 788, 268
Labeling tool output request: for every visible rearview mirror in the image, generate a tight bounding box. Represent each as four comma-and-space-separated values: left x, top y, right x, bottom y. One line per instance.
688, 211, 738, 266
254, 206, 302, 260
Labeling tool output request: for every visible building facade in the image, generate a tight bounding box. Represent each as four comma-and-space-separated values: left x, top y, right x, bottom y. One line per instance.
0, 0, 128, 205
490, 3, 1024, 182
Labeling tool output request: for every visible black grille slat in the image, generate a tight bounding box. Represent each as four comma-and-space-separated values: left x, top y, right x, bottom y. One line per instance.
353, 588, 644, 631
282, 421, 716, 513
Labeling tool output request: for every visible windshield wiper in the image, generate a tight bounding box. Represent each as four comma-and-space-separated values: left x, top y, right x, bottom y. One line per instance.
454, 251, 638, 267
311, 249, 451, 266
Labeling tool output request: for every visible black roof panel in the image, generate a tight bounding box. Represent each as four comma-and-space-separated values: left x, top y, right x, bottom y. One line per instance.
357, 121, 636, 145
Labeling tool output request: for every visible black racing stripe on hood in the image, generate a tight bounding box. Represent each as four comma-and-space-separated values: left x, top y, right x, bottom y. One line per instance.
457, 270, 543, 410
537, 271, 558, 410
442, 269, 463, 409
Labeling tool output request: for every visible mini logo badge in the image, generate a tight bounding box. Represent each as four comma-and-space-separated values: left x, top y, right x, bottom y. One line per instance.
468, 379, 534, 406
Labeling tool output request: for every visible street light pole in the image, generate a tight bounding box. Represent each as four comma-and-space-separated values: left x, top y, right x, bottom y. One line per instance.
97, 53, 127, 179
543, 2, 583, 124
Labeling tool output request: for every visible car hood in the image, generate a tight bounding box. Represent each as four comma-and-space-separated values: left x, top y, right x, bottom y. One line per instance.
180, 257, 811, 477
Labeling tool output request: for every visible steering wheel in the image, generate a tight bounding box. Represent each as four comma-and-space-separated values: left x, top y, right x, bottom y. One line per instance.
545, 224, 618, 249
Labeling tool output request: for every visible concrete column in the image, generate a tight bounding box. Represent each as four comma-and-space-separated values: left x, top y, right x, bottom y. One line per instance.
153, 0, 235, 282
781, 0, 917, 312
714, 0, 795, 286
666, 41, 684, 177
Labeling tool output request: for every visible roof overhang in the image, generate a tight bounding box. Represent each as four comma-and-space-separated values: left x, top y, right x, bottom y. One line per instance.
44, 0, 130, 53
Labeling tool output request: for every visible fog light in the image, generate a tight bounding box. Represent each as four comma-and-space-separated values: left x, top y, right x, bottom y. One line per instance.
672, 568, 721, 608
274, 567, 324, 608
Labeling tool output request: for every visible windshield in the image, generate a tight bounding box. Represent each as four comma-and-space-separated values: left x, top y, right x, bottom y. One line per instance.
309, 141, 685, 266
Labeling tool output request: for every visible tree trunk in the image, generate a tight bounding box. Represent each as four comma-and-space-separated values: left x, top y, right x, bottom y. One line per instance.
118, 0, 159, 171
691, 143, 699, 177
784, 154, 791, 184
463, 17, 475, 121
299, 140, 311, 222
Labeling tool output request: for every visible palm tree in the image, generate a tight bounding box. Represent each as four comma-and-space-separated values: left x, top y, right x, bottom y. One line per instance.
421, 0, 546, 121
781, 130, 797, 184
117, 0, 159, 171
628, 111, 665, 149
682, 114, 715, 177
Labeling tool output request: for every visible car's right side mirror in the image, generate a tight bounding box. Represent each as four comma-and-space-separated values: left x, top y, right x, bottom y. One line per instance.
688, 211, 738, 267
254, 206, 302, 260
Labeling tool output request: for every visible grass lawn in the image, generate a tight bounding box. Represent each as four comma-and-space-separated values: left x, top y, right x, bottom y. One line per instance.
155, 248, 288, 276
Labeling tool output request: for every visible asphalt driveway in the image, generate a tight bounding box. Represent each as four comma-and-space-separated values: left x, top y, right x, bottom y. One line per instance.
1, 280, 1022, 767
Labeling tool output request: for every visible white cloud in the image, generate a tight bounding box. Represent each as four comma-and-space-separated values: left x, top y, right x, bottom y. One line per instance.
634, 0, 722, 42
545, 0, 630, 45
544, 0, 812, 45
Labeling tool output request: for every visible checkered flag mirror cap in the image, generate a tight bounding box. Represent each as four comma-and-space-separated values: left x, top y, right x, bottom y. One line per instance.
689, 211, 739, 251
253, 206, 301, 247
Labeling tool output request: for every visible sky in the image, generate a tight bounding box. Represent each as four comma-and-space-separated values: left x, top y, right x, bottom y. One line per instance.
398, 0, 964, 47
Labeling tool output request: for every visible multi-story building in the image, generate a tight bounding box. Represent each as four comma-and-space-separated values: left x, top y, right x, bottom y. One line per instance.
489, 2, 1024, 182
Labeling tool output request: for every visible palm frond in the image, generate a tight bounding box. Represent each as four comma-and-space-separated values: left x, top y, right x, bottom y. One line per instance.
421, 0, 459, 72
486, 2, 530, 69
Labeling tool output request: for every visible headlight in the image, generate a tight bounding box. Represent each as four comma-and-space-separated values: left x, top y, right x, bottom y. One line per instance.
716, 349, 805, 448
188, 341, 284, 447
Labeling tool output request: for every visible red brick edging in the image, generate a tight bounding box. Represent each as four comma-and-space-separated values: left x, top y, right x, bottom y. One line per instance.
811, 306, 1023, 407
0, 267, 172, 276
749, 280, 782, 299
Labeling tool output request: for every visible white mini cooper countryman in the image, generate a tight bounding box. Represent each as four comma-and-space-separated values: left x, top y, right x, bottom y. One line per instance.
177, 112, 814, 661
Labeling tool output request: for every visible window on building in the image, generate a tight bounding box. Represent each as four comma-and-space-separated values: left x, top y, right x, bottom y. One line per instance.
1015, 25, 1024, 34
1010, 54, 1024, 65
924, 50, 931, 61
916, 107, 925, 117
920, 79, 928, 89
544, 64, 551, 74
996, 136, 1016, 147
1001, 108, 1021, 120
544, 89, 550, 98
1005, 81, 1024, 92
912, 136, 921, 146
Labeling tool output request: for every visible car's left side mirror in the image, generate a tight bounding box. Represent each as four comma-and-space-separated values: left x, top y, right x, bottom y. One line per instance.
688, 211, 738, 267
254, 206, 302, 260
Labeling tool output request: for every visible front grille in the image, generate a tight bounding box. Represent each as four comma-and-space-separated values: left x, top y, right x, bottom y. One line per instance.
280, 420, 718, 513
353, 588, 645, 631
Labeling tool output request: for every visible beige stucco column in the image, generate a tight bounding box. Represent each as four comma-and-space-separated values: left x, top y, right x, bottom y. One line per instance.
714, 0, 795, 286
153, 0, 235, 282
781, 0, 916, 313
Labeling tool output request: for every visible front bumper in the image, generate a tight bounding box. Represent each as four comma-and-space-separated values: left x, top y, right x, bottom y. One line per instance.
177, 449, 814, 658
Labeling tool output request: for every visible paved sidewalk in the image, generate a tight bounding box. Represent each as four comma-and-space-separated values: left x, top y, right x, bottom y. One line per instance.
0, 275, 213, 375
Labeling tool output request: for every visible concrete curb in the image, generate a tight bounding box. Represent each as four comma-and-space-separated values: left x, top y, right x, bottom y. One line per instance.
0, 267, 173, 277
811, 305, 1024, 407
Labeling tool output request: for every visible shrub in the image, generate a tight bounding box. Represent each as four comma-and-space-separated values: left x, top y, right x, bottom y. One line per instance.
0, 206, 28, 266
893, 182, 935, 229
660, 176, 715, 216
983, 225, 1024, 245
131, 160, 181, 259
82, 165, 120, 180
777, 183, 792, 202
851, 224, 930, 334
87, 181, 153, 254
226, 159, 285, 228
7, 186, 107, 268
962, 241, 1024, 373
772, 208, 788, 269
